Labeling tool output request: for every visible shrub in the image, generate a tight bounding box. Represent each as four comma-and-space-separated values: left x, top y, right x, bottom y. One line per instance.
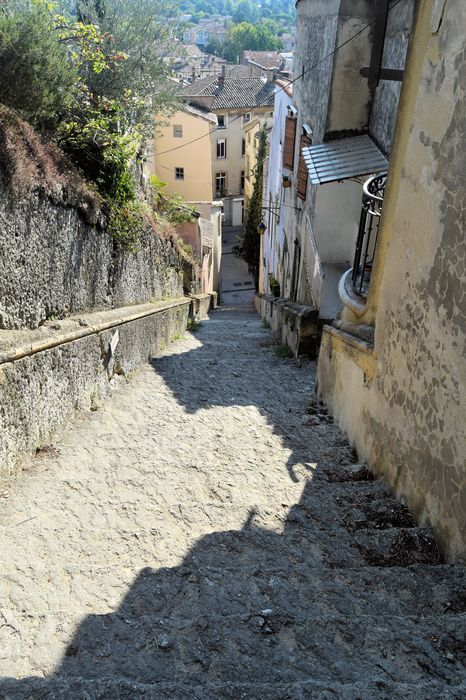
0, 1, 77, 128
108, 200, 148, 253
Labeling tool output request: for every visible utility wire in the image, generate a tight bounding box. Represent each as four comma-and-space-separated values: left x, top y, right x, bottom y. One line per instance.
155, 0, 403, 158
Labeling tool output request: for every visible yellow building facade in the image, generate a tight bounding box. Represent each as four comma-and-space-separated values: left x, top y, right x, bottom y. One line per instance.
148, 105, 217, 202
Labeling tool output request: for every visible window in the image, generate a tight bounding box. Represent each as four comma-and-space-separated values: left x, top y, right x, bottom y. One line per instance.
283, 115, 297, 170
175, 167, 184, 180
173, 125, 183, 138
297, 126, 313, 200
217, 114, 226, 128
242, 138, 246, 157
243, 112, 251, 124
240, 171, 245, 193
215, 172, 226, 196
217, 139, 227, 159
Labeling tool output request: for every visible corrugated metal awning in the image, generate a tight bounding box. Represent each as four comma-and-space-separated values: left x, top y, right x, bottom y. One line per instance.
302, 135, 388, 185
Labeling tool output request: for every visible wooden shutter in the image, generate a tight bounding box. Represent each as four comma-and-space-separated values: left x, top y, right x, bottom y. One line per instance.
297, 134, 311, 200
283, 116, 297, 170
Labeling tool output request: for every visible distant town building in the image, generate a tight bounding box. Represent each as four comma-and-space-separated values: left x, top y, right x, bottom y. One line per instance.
241, 50, 287, 78
147, 105, 223, 296
169, 45, 263, 84
281, 31, 297, 52
279, 52, 294, 78
183, 20, 229, 47
170, 44, 227, 83
241, 51, 284, 71
182, 73, 275, 225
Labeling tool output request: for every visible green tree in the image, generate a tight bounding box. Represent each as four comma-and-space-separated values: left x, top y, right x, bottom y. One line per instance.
76, 0, 106, 21
204, 37, 224, 57
236, 126, 268, 290
0, 0, 185, 251
223, 21, 283, 63
0, 0, 77, 128
233, 0, 256, 24
73, 0, 180, 135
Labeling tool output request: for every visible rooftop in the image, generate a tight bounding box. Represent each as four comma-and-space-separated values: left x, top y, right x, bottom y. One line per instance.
242, 51, 285, 70
185, 104, 218, 124
182, 77, 276, 110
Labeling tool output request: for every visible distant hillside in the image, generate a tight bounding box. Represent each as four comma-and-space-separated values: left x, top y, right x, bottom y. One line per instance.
178, 1, 295, 25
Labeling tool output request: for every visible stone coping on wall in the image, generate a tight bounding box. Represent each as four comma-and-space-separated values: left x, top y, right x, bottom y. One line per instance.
0, 297, 200, 365
332, 320, 375, 348
323, 323, 375, 355
257, 293, 318, 320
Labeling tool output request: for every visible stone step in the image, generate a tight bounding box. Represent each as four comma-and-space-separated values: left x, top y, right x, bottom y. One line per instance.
0, 677, 465, 699
354, 527, 442, 566
12, 603, 462, 687
317, 462, 374, 482
1, 558, 464, 629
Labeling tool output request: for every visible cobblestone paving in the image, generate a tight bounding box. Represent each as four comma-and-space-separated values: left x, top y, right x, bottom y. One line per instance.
0, 307, 465, 698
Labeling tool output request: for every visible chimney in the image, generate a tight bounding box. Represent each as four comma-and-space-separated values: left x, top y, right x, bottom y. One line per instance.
218, 63, 226, 89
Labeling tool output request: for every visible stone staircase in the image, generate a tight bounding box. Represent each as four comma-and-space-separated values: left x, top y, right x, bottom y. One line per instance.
0, 308, 464, 699
1, 459, 464, 698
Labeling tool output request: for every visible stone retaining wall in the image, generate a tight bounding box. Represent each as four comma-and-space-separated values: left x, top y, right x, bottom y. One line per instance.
0, 185, 188, 331
255, 293, 319, 357
0, 297, 213, 478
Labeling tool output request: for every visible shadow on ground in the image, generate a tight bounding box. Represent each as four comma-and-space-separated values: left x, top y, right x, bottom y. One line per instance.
152, 307, 356, 483
1, 309, 465, 698
1, 469, 465, 698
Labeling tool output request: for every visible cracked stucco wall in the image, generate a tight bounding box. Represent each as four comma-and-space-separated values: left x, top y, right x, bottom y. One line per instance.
318, 0, 466, 561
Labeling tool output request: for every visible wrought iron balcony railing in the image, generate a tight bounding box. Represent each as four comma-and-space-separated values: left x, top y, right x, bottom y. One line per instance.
351, 172, 387, 299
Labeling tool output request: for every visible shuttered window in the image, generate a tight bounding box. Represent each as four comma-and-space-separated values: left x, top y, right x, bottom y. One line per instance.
283, 116, 297, 170
217, 139, 227, 159
297, 133, 312, 200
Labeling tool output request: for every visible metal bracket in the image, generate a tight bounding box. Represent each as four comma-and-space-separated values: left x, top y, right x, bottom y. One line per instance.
367, 0, 390, 90
360, 67, 403, 82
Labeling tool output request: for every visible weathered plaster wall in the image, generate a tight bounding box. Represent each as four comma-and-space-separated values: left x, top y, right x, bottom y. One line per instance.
369, 0, 415, 154
262, 83, 294, 296
313, 181, 362, 263
285, 0, 341, 310
0, 183, 185, 330
326, 0, 373, 136
294, 0, 340, 145
318, 0, 466, 560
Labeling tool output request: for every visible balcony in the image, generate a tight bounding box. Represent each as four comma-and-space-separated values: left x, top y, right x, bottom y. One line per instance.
352, 172, 386, 298
339, 172, 387, 316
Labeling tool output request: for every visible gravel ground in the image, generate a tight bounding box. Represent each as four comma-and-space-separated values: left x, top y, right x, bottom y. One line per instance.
0, 307, 464, 699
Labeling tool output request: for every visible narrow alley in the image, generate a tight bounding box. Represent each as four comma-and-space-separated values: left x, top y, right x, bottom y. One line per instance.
221, 226, 256, 305
0, 308, 464, 698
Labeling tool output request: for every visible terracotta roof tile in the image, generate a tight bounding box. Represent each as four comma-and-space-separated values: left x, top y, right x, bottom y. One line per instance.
182, 77, 275, 110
